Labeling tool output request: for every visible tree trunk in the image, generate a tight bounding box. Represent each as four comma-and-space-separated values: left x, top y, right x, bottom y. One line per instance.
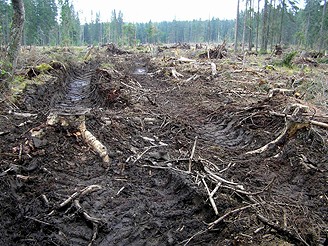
234, 0, 240, 53
278, 0, 285, 44
318, 0, 327, 52
261, 0, 269, 53
255, 0, 261, 52
242, 0, 249, 52
6, 0, 25, 78
248, 0, 253, 51
267, 0, 273, 51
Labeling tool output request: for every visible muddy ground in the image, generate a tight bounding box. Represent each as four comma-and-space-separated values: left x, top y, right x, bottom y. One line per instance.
0, 45, 327, 245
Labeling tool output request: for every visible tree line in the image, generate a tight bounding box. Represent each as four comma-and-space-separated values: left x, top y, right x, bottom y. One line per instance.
0, 0, 327, 52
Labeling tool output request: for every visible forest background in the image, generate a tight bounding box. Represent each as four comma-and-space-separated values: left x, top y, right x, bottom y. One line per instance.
0, 0, 327, 53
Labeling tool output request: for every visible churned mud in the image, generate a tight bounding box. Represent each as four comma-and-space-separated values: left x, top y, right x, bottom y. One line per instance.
0, 46, 327, 245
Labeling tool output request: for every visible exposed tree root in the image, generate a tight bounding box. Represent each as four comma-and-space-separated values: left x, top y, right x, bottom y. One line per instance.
47, 112, 110, 164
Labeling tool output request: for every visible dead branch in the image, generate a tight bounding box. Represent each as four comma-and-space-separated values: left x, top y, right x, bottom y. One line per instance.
208, 203, 263, 230
84, 45, 94, 61
8, 110, 37, 118
74, 200, 103, 224
48, 185, 103, 245
171, 68, 184, 79
204, 166, 239, 186
202, 178, 220, 215
186, 74, 199, 82
310, 120, 328, 129
199, 40, 227, 59
177, 56, 196, 63
189, 136, 198, 172
54, 184, 102, 211
245, 119, 288, 155
82, 130, 110, 163
257, 214, 310, 246
211, 62, 217, 76
270, 111, 328, 129
181, 229, 207, 246
268, 88, 295, 98
133, 145, 157, 164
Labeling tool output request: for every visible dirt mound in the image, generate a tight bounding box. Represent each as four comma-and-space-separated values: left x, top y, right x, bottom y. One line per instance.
0, 48, 327, 245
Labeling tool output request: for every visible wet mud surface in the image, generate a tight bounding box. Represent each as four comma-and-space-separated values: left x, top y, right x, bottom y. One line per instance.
0, 49, 328, 245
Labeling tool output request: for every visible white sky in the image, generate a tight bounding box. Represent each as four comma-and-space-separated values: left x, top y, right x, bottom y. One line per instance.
71, 0, 239, 23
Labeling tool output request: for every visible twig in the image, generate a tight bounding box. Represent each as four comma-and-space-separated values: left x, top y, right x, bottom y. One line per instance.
204, 166, 239, 186
49, 185, 102, 214
25, 216, 52, 226
116, 186, 125, 195
220, 177, 276, 196
74, 200, 102, 246
133, 145, 157, 164
208, 203, 263, 230
257, 214, 310, 246
142, 164, 191, 174
180, 229, 207, 246
202, 178, 220, 215
268, 88, 295, 98
270, 111, 328, 129
189, 136, 198, 172
171, 68, 184, 79
245, 119, 288, 155
74, 200, 103, 224
18, 144, 23, 161
8, 110, 37, 118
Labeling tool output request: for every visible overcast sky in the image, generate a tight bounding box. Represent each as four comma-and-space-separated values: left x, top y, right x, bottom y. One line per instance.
71, 0, 240, 23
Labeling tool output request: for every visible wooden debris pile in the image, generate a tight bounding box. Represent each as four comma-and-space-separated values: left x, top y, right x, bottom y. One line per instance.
105, 43, 130, 55
199, 41, 227, 59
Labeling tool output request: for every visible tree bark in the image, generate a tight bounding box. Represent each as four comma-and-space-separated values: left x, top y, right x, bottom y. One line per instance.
6, 0, 25, 78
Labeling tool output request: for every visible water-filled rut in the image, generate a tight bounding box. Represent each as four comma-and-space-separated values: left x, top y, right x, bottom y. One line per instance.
47, 68, 110, 163
52, 70, 94, 115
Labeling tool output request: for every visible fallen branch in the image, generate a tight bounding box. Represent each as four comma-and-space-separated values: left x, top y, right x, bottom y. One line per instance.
208, 203, 263, 230
49, 185, 103, 246
270, 111, 328, 129
186, 74, 199, 82
211, 62, 217, 76
178, 56, 196, 63
268, 88, 295, 98
257, 214, 310, 246
52, 184, 102, 211
181, 229, 207, 246
9, 110, 37, 118
310, 120, 328, 129
202, 178, 221, 215
133, 145, 157, 164
171, 68, 184, 79
204, 166, 239, 186
246, 119, 289, 155
189, 136, 198, 172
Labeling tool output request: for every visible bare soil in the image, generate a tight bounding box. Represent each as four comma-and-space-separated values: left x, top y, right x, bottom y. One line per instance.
0, 46, 327, 246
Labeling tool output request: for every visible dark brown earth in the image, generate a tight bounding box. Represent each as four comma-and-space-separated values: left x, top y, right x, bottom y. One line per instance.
0, 46, 327, 246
